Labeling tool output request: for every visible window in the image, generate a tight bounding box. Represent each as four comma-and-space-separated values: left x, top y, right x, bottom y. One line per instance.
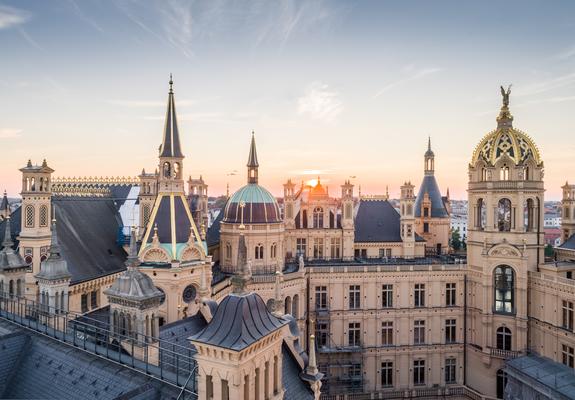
81, 294, 88, 314
445, 358, 456, 384
381, 361, 393, 387
143, 204, 151, 227
284, 297, 291, 315
25, 205, 35, 228
296, 238, 306, 257
423, 207, 429, 217
524, 198, 535, 231
563, 300, 574, 331
494, 265, 514, 314
349, 364, 361, 380
446, 283, 456, 307
413, 359, 425, 385
255, 244, 264, 260
497, 198, 512, 232
562, 344, 574, 368
313, 238, 324, 259
414, 320, 425, 345
348, 322, 361, 347
445, 319, 456, 343
286, 203, 293, 219
414, 283, 425, 307
382, 284, 393, 308
382, 321, 393, 346
476, 198, 486, 229
225, 242, 232, 260
313, 207, 324, 228
496, 327, 512, 351
315, 286, 328, 310
481, 168, 487, 181
292, 295, 299, 318
500, 164, 510, 181
496, 369, 507, 399
90, 290, 98, 310
316, 321, 329, 347
271, 242, 277, 259
566, 207, 571, 219
330, 237, 341, 258
345, 203, 352, 220
349, 285, 361, 309
423, 222, 429, 233
39, 205, 48, 227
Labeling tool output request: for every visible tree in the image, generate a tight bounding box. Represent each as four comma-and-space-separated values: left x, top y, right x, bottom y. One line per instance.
451, 228, 462, 251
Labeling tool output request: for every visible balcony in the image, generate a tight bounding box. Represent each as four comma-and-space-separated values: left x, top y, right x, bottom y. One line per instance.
318, 345, 362, 354
489, 347, 521, 359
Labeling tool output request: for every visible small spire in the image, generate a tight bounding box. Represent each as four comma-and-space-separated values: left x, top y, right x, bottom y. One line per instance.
2, 216, 13, 249
247, 132, 259, 184
169, 73, 173, 94
272, 271, 284, 316
42, 159, 48, 168
306, 334, 319, 376
48, 219, 62, 259
386, 185, 389, 199
428, 136, 431, 151
231, 231, 251, 294
27, 159, 32, 168
125, 226, 139, 269
226, 182, 230, 198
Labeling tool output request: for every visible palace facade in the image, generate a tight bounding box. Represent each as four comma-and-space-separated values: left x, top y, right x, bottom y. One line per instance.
0, 80, 574, 400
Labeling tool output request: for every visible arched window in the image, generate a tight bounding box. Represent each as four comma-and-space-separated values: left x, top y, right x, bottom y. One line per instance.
16, 279, 22, 297
313, 207, 324, 228
476, 198, 486, 229
496, 369, 508, 399
163, 162, 171, 178
497, 198, 512, 232
8, 280, 14, 297
496, 327, 512, 351
25, 205, 35, 228
284, 296, 292, 315
481, 168, 487, 182
173, 162, 180, 178
39, 205, 48, 227
271, 242, 277, 259
494, 265, 514, 314
524, 199, 534, 232
225, 242, 232, 259
524, 166, 530, 181
61, 291, 65, 312
500, 164, 510, 181
292, 294, 299, 318
255, 244, 264, 260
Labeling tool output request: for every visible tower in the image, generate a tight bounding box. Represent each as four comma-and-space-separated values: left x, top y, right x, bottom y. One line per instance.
466, 86, 545, 397
247, 131, 259, 184
35, 220, 71, 313
400, 181, 416, 258
19, 159, 54, 295
283, 179, 296, 229
158, 75, 185, 194
105, 228, 164, 356
0, 216, 28, 298
341, 180, 355, 260
561, 182, 575, 243
0, 191, 9, 221
188, 175, 209, 229
138, 168, 157, 236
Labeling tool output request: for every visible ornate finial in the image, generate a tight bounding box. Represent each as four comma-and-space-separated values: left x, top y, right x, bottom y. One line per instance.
231, 231, 251, 294
497, 85, 513, 128
306, 334, 319, 376
27, 159, 32, 168
169, 73, 174, 94
126, 226, 139, 269
152, 223, 160, 246
200, 222, 206, 240
42, 159, 48, 167
2, 216, 13, 249
49, 219, 61, 258
226, 182, 230, 198
386, 185, 389, 199
428, 136, 431, 151
239, 201, 246, 230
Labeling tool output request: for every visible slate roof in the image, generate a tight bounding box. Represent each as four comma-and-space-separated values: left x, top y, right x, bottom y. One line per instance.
559, 233, 575, 250
354, 199, 424, 243
160, 313, 207, 347
52, 198, 127, 284
506, 354, 575, 399
282, 344, 313, 399
414, 175, 449, 218
0, 207, 21, 248
159, 78, 183, 158
0, 321, 180, 400
206, 209, 223, 248
145, 194, 193, 245
190, 292, 286, 351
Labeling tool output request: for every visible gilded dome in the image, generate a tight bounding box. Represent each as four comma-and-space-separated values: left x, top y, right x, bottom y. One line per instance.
223, 183, 281, 224
471, 88, 542, 166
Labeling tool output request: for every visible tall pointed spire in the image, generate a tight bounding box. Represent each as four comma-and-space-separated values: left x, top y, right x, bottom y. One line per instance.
247, 132, 259, 184
48, 219, 62, 259
231, 228, 252, 294
159, 74, 183, 158
35, 219, 71, 281
2, 216, 13, 249
125, 227, 139, 270
424, 136, 435, 175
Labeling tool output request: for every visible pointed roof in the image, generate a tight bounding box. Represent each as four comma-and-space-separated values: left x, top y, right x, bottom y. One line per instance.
0, 191, 9, 213
159, 74, 183, 158
35, 220, 71, 281
247, 132, 259, 167
231, 231, 251, 294
0, 216, 28, 271
425, 136, 434, 158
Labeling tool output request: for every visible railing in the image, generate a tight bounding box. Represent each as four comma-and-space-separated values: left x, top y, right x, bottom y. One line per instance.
0, 293, 197, 399
320, 385, 495, 399
489, 347, 521, 359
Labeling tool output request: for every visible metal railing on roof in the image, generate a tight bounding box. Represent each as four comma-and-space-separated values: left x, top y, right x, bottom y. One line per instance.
0, 293, 197, 399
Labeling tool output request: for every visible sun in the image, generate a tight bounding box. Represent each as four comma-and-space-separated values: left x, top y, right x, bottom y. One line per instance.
306, 179, 318, 187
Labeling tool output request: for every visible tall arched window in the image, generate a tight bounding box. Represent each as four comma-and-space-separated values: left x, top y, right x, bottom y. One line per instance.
496, 327, 512, 351
500, 164, 510, 181
313, 207, 324, 228
477, 198, 486, 229
255, 244, 264, 260
271, 242, 277, 259
524, 199, 534, 232
497, 198, 512, 232
173, 162, 180, 178
8, 280, 14, 297
496, 369, 508, 399
39, 205, 48, 227
225, 242, 232, 260
25, 205, 35, 228
292, 294, 299, 319
494, 265, 515, 314
481, 168, 487, 181
524, 166, 530, 181
163, 162, 171, 178
284, 296, 292, 315
566, 207, 571, 219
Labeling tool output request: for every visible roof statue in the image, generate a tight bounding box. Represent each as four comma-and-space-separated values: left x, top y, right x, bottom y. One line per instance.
501, 84, 511, 107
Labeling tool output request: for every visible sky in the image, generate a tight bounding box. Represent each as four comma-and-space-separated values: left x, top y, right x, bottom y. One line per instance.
0, 1, 574, 200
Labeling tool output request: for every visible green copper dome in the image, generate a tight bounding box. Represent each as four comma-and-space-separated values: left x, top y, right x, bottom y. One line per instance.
223, 184, 281, 224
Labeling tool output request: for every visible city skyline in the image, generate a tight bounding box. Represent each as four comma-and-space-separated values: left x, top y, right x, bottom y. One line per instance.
1, 1, 575, 200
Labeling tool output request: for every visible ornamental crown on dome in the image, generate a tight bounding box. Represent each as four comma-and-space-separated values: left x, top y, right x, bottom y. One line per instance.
471, 86, 542, 167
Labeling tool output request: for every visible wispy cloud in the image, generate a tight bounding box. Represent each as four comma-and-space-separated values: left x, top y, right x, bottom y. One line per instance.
374, 67, 441, 98
0, 129, 23, 139
0, 5, 30, 29
516, 72, 575, 97
158, 0, 194, 59
297, 82, 343, 123
555, 45, 575, 61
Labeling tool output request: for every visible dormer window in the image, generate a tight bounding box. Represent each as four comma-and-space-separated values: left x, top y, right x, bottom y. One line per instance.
500, 164, 510, 181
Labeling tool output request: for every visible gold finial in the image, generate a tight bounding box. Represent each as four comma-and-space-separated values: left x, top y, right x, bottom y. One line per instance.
239, 201, 246, 230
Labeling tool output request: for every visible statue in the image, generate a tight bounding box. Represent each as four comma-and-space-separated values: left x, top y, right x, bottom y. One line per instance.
298, 254, 305, 270
500, 85, 512, 107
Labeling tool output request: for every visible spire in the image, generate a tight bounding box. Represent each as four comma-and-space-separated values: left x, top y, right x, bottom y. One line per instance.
35, 219, 71, 281
272, 271, 284, 316
497, 85, 513, 129
306, 334, 319, 376
159, 74, 184, 158
2, 216, 13, 249
1, 190, 9, 215
247, 132, 259, 184
424, 136, 435, 175
48, 219, 62, 259
125, 227, 139, 270
231, 229, 251, 294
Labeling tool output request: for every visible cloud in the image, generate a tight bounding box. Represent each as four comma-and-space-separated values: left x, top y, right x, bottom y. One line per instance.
555, 45, 575, 61
517, 72, 575, 97
0, 129, 23, 139
374, 67, 441, 98
0, 5, 30, 29
297, 82, 343, 123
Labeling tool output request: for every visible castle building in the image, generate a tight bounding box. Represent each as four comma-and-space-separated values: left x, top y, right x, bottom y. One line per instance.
1, 83, 575, 400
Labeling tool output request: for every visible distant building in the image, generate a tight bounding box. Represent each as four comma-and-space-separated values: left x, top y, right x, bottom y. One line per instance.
450, 214, 468, 240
